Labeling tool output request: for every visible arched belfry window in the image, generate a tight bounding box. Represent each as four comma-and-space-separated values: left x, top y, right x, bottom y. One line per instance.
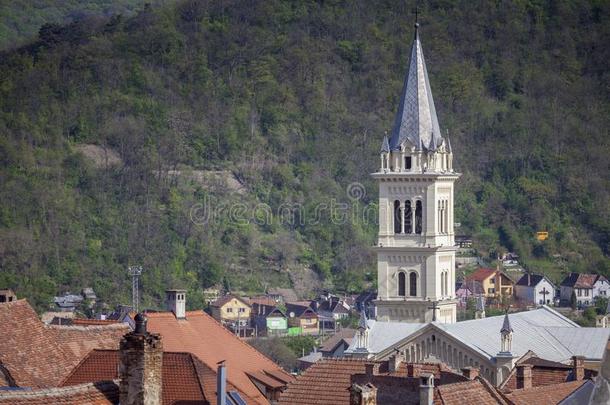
398, 272, 406, 296
415, 201, 423, 234
409, 272, 417, 296
394, 200, 402, 234
404, 200, 412, 234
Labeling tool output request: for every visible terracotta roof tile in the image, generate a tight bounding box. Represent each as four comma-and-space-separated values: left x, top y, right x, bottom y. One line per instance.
50, 323, 129, 362
504, 380, 587, 404
145, 310, 291, 405
465, 268, 497, 282
278, 358, 367, 404
0, 300, 127, 388
61, 349, 256, 405
0, 380, 118, 404
436, 377, 509, 405
70, 319, 121, 326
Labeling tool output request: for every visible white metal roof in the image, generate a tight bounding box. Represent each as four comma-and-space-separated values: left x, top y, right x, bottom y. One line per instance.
348, 306, 610, 362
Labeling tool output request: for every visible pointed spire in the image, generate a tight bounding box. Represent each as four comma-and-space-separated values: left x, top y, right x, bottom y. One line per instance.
380, 135, 390, 153
429, 133, 437, 151
501, 312, 513, 334
446, 137, 452, 153
388, 20, 443, 152
359, 309, 369, 330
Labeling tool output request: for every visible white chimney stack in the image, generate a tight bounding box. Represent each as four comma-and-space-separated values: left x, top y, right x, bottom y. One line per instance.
166, 289, 186, 319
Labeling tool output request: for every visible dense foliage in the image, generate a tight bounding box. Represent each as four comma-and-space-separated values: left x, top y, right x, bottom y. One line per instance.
0, 0, 608, 311
0, 0, 153, 50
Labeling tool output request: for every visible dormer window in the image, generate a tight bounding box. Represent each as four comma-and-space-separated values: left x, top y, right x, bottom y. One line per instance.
405, 156, 412, 170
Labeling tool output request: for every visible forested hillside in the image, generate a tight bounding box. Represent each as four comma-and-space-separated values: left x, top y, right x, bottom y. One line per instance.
0, 0, 155, 50
0, 0, 608, 311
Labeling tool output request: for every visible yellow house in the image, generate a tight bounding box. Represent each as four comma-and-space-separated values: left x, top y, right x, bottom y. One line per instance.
210, 295, 251, 327
465, 268, 514, 298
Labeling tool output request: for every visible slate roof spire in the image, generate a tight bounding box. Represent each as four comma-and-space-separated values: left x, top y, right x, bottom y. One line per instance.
501, 312, 513, 334
389, 19, 443, 152
380, 135, 390, 153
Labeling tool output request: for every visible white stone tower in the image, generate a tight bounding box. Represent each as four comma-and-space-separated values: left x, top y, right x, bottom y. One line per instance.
373, 22, 459, 324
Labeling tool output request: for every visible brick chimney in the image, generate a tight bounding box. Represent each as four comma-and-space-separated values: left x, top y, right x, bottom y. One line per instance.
516, 364, 532, 389
419, 373, 434, 405
364, 363, 375, 378
350, 382, 377, 405
407, 364, 421, 378
572, 356, 585, 381
119, 313, 163, 405
461, 367, 479, 380
166, 289, 186, 319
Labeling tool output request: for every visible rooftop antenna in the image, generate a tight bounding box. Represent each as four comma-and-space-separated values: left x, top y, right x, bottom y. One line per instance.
128, 266, 143, 313
414, 0, 420, 39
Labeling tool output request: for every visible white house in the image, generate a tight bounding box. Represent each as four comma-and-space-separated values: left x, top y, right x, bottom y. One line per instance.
594, 275, 610, 299
560, 272, 609, 307
514, 273, 556, 306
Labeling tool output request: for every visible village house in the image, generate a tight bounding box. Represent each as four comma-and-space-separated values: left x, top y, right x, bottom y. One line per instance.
464, 268, 515, 299
514, 273, 556, 306
455, 280, 484, 307
286, 302, 319, 335
267, 287, 298, 303
210, 293, 252, 330
0, 289, 16, 303
560, 273, 609, 307
250, 296, 288, 336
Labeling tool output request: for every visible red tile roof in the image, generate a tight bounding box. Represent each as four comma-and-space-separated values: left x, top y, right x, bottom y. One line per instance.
145, 310, 293, 405
50, 323, 129, 362
0, 300, 127, 388
436, 377, 509, 405
70, 319, 121, 326
278, 358, 367, 404
279, 358, 499, 405
0, 380, 118, 404
62, 349, 255, 405
465, 268, 497, 282
504, 380, 587, 404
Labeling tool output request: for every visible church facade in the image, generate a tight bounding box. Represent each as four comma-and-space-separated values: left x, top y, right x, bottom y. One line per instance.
373, 22, 458, 324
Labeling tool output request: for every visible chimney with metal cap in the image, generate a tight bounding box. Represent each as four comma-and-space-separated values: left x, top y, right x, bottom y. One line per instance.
419, 373, 434, 405
217, 360, 227, 405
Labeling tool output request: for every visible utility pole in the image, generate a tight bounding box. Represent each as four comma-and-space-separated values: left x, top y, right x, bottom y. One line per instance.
128, 266, 143, 313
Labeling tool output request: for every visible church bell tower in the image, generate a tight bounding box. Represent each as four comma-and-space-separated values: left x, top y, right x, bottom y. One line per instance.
373, 21, 459, 324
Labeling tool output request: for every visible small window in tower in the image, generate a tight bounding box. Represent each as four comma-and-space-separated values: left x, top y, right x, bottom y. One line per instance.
405, 156, 412, 170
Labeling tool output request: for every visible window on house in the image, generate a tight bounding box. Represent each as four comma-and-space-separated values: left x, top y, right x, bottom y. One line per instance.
488, 288, 495, 294
490, 278, 495, 284
398, 272, 406, 296
585, 289, 589, 297
577, 289, 582, 297
227, 308, 233, 312
405, 156, 412, 170
238, 308, 245, 313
